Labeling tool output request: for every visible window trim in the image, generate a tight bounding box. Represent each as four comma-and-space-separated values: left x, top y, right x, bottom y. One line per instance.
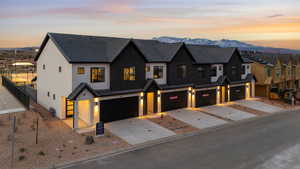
90, 67, 105, 83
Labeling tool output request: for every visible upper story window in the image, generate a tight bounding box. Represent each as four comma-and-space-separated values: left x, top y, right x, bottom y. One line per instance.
153, 66, 164, 79
210, 67, 217, 77
58, 66, 62, 73
91, 67, 105, 83
231, 66, 237, 75
43, 64, 45, 70
77, 67, 85, 75
241, 65, 246, 74
146, 66, 151, 72
123, 67, 136, 81
176, 65, 187, 79
198, 66, 205, 78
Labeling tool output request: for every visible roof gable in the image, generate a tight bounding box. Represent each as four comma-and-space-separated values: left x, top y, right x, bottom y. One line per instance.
186, 45, 236, 64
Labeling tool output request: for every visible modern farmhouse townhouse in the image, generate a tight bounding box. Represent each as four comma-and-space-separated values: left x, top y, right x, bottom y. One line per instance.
35, 33, 256, 130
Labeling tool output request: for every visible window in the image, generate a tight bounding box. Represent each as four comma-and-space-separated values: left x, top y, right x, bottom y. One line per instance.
176, 65, 187, 79
53, 94, 56, 100
47, 92, 50, 97
43, 64, 45, 70
231, 66, 237, 75
58, 66, 62, 72
219, 66, 222, 71
198, 66, 205, 78
123, 67, 136, 81
77, 67, 85, 75
153, 66, 164, 79
91, 67, 105, 83
210, 67, 217, 77
146, 66, 150, 72
241, 65, 246, 74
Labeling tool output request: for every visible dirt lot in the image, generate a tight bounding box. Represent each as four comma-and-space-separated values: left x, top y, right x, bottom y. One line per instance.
0, 111, 129, 169
256, 97, 300, 110
148, 115, 199, 134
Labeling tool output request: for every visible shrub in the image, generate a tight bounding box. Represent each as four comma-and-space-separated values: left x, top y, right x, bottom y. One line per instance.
18, 155, 26, 161
85, 136, 95, 145
19, 148, 26, 153
38, 151, 45, 156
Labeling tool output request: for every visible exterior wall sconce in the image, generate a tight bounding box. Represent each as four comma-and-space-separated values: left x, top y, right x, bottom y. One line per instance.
157, 90, 161, 97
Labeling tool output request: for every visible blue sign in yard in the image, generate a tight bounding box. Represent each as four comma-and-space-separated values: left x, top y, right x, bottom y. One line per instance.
96, 121, 104, 136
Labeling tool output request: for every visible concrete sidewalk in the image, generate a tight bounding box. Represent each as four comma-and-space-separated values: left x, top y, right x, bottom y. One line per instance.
0, 83, 26, 115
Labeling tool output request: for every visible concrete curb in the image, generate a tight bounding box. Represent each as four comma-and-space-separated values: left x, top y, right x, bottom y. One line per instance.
40, 109, 298, 169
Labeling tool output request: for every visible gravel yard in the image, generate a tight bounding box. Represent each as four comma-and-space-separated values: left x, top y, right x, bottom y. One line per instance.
0, 111, 129, 169
148, 115, 199, 134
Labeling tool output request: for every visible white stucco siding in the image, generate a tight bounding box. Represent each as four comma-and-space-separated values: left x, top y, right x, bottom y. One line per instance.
242, 64, 251, 79
37, 39, 73, 119
211, 64, 223, 82
72, 64, 110, 90
145, 63, 167, 85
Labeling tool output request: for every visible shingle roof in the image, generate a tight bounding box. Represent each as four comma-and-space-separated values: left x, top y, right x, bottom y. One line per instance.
185, 45, 237, 64
35, 32, 243, 64
133, 39, 182, 62
47, 33, 130, 63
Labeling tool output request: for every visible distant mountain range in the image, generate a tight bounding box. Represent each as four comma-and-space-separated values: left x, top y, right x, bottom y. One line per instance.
0, 47, 39, 51
153, 37, 300, 55
1, 37, 300, 55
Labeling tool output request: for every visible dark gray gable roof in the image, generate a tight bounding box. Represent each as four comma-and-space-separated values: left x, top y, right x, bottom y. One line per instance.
132, 39, 182, 62
185, 45, 237, 64
67, 83, 98, 100
35, 33, 131, 63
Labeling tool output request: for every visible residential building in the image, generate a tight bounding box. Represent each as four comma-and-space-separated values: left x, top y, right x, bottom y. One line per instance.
35, 33, 255, 129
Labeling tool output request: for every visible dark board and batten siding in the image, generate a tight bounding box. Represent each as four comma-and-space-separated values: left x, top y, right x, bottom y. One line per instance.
100, 96, 139, 123
167, 46, 195, 85
224, 50, 243, 82
195, 89, 217, 107
161, 91, 188, 112
110, 42, 146, 91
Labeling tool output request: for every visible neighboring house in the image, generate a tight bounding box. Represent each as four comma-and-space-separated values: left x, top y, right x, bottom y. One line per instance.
35, 33, 255, 130
243, 52, 300, 98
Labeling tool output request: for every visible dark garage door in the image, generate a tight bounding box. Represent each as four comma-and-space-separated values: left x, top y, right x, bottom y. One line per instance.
161, 91, 187, 112
230, 86, 245, 101
100, 96, 139, 123
196, 89, 217, 107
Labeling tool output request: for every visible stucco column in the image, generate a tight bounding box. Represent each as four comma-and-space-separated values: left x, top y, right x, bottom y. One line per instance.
73, 101, 79, 129
139, 93, 144, 116
157, 91, 162, 113
89, 99, 95, 125
251, 80, 255, 98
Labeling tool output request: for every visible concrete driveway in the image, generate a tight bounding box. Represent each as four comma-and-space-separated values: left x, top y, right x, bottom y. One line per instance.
235, 100, 284, 113
201, 105, 256, 121
167, 109, 227, 129
105, 118, 175, 145
0, 83, 25, 115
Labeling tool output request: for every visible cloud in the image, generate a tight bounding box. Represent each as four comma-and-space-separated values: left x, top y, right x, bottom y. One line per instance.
268, 14, 284, 18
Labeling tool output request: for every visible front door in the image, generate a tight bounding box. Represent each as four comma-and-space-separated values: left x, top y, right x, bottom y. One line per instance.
147, 92, 154, 114
221, 86, 226, 103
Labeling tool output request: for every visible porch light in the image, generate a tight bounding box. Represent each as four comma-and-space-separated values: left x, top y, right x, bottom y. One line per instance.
94, 98, 99, 102
188, 87, 192, 91
140, 92, 144, 100
157, 90, 161, 97
192, 90, 195, 95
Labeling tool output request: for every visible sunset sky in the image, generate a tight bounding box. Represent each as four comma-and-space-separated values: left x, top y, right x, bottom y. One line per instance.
0, 0, 300, 49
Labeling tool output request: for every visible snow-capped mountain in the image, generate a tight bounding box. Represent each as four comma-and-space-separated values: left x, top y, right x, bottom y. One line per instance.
153, 37, 300, 55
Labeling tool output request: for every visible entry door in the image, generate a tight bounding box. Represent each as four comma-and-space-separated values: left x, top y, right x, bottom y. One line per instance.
147, 92, 154, 114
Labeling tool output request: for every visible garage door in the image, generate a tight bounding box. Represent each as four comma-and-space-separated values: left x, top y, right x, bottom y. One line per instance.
161, 91, 187, 112
230, 86, 245, 101
196, 89, 217, 107
100, 96, 139, 123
